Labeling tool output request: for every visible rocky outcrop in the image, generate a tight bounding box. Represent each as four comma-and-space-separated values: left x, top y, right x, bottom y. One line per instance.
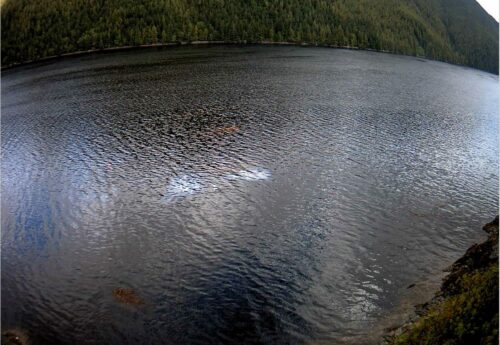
441, 216, 498, 296
386, 216, 499, 345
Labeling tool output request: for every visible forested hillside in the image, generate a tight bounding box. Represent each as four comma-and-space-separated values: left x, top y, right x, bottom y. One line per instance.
1, 0, 498, 73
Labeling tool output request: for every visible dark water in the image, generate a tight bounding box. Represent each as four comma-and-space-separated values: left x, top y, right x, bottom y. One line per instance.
2, 46, 498, 344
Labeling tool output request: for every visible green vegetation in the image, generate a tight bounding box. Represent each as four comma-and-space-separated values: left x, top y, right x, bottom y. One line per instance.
391, 265, 498, 345
389, 217, 499, 345
1, 0, 498, 72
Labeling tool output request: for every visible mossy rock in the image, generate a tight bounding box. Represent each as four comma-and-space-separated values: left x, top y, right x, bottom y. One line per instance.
389, 216, 499, 345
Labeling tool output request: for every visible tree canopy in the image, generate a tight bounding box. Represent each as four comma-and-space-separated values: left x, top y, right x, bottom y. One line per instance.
1, 0, 498, 73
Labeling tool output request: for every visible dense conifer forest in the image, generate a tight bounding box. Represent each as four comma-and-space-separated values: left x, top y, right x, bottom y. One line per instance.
1, 0, 498, 73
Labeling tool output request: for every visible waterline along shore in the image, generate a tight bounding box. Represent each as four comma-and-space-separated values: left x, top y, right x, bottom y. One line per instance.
385, 216, 499, 345
0, 40, 437, 71
2, 0, 498, 73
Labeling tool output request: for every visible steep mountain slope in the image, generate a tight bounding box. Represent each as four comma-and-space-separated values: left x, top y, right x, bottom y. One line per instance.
1, 0, 498, 72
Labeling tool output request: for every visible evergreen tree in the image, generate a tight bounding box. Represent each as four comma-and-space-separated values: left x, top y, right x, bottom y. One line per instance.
1, 0, 498, 73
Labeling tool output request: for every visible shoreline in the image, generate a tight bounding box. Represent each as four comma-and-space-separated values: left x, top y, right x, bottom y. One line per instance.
1, 40, 452, 72
384, 216, 499, 344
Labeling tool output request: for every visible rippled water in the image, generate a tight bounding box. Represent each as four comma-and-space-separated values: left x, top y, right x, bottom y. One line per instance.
2, 46, 498, 345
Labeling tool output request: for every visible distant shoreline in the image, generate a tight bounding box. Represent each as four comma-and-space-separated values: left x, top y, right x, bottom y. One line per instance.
1, 40, 438, 71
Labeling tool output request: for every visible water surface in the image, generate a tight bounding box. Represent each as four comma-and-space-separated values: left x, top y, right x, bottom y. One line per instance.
2, 46, 498, 344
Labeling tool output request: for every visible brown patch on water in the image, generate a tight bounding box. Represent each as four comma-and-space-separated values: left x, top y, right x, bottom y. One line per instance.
2, 329, 30, 345
214, 125, 239, 135
112, 288, 145, 305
